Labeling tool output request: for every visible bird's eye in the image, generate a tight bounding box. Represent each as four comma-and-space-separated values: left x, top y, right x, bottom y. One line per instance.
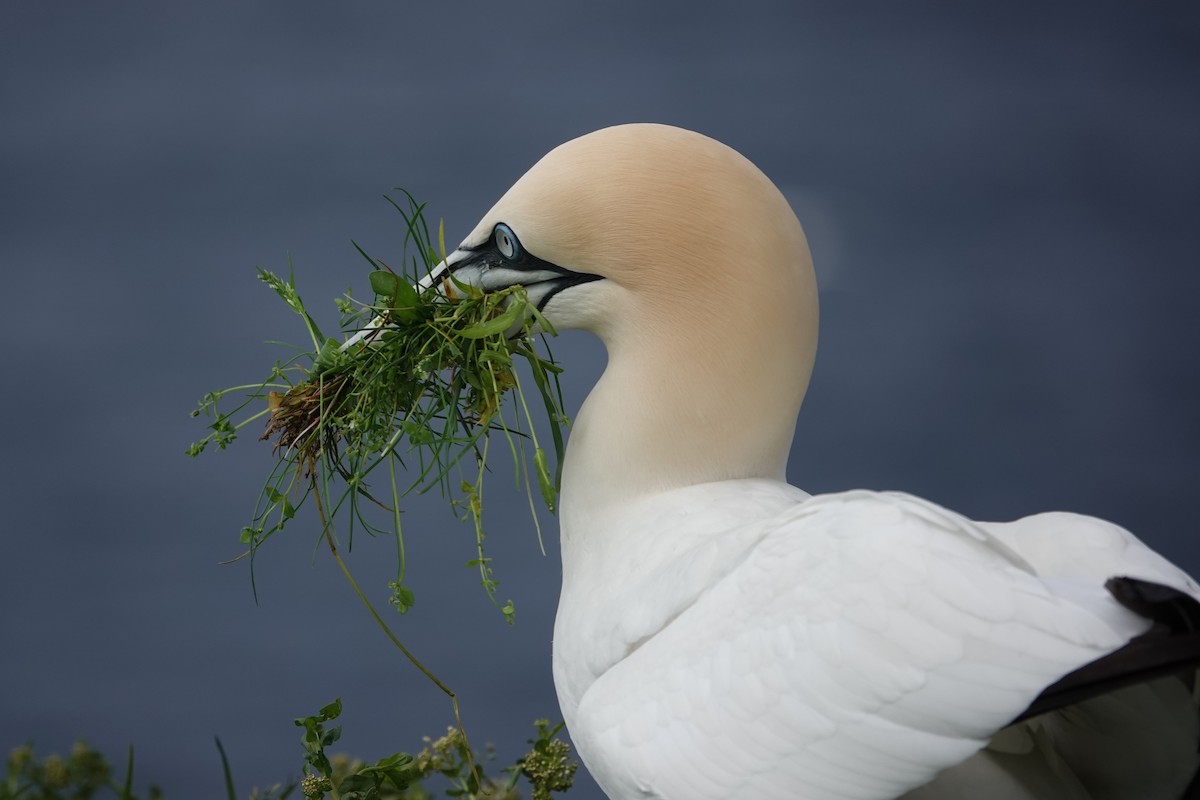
494, 223, 520, 261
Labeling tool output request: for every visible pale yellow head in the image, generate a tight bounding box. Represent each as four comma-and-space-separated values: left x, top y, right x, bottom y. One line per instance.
450, 123, 819, 501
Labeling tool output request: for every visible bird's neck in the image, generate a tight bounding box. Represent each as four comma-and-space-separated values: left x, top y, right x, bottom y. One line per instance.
560, 316, 811, 538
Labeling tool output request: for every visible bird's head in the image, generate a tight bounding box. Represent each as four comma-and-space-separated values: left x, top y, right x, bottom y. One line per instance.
430, 124, 819, 493
426, 123, 817, 359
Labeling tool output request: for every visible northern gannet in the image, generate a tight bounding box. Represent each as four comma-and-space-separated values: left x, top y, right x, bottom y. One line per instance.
430, 124, 1200, 799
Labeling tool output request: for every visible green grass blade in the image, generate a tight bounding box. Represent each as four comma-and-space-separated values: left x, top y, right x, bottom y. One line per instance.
120, 745, 135, 800
214, 736, 237, 800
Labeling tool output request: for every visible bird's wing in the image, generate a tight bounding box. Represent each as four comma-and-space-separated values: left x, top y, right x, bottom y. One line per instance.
980, 510, 1200, 597
571, 490, 1153, 800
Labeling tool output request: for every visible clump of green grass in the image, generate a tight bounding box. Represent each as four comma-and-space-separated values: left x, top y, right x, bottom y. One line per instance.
295, 700, 576, 800
2, 740, 162, 800
188, 191, 567, 624
3, 705, 577, 800
188, 192, 573, 788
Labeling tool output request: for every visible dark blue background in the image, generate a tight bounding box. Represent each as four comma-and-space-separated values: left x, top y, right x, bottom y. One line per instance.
2, 4, 1197, 797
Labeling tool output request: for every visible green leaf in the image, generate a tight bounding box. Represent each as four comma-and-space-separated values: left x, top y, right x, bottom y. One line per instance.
347, 752, 418, 792
457, 300, 524, 339
390, 583, 416, 614
368, 269, 399, 297
524, 349, 566, 493
374, 752, 414, 770
312, 337, 349, 375
321, 725, 342, 746
534, 447, 555, 513
369, 270, 422, 321
318, 698, 343, 721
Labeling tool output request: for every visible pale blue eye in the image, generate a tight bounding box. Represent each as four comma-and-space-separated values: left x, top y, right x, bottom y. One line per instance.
495, 223, 519, 260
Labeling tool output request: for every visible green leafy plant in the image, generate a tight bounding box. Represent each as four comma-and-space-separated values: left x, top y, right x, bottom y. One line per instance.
4, 707, 576, 800
186, 192, 573, 788
292, 700, 575, 800
188, 191, 566, 624
1, 741, 162, 800
513, 721, 577, 800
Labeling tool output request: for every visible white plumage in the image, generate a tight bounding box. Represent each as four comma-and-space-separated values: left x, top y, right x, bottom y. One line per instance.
435, 124, 1200, 799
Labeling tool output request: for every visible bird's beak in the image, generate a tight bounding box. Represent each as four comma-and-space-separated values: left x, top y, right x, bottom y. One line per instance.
342, 240, 601, 350
415, 249, 471, 295
419, 246, 602, 312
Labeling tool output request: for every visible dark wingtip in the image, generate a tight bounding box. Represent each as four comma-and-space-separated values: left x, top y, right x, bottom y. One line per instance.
1014, 577, 1200, 724
1106, 576, 1200, 634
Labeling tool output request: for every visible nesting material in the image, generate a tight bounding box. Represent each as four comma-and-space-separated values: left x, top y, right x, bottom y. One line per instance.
189, 195, 565, 621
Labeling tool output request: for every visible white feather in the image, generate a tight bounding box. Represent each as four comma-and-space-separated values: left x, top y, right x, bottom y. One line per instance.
558, 488, 1172, 799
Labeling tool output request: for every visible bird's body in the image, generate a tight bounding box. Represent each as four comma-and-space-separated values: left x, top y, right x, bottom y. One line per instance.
433, 124, 1200, 798
557, 482, 1197, 799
